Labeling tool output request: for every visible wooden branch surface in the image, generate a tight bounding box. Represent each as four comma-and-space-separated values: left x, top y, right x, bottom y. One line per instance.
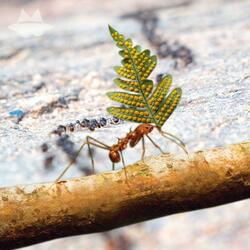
0, 142, 249, 249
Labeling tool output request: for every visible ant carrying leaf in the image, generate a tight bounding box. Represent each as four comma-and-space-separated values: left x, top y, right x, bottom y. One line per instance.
55, 25, 188, 182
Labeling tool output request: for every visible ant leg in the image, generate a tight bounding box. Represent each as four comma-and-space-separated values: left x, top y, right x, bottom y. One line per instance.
112, 162, 115, 170
55, 141, 87, 182
55, 136, 110, 183
146, 134, 165, 154
141, 136, 146, 162
158, 130, 188, 156
120, 150, 128, 181
86, 136, 110, 148
120, 151, 126, 167
86, 137, 95, 172
86, 136, 110, 172
158, 128, 186, 147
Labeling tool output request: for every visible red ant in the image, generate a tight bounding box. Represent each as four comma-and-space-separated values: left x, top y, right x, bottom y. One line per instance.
55, 123, 188, 182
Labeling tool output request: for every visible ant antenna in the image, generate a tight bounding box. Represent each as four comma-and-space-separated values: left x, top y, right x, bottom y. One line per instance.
158, 130, 188, 156
163, 131, 186, 147
156, 127, 185, 147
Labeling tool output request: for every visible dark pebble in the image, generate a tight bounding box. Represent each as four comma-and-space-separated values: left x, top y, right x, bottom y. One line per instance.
112, 117, 120, 124
41, 143, 49, 152
68, 123, 75, 132
99, 117, 107, 126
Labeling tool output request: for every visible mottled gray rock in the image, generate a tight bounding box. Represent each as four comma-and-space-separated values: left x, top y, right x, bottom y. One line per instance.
0, 0, 249, 249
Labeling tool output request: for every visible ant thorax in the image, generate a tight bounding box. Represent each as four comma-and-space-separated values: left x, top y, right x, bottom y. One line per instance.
117, 137, 129, 150
129, 132, 141, 147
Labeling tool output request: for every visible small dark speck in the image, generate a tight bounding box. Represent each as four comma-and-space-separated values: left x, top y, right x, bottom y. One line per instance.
166, 163, 173, 169
79, 167, 94, 176
11, 219, 17, 224
44, 155, 54, 170
156, 74, 164, 83
41, 143, 49, 153
58, 180, 67, 184
2, 196, 8, 201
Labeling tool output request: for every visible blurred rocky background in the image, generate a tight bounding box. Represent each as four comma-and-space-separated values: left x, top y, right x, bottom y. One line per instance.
0, 0, 249, 249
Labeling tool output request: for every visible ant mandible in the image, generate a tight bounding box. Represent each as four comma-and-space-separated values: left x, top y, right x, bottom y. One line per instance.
55, 123, 187, 182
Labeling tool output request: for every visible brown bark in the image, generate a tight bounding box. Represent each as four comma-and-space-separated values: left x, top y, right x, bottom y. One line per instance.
0, 142, 249, 249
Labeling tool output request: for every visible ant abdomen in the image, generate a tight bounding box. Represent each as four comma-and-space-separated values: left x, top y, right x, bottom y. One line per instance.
135, 124, 154, 134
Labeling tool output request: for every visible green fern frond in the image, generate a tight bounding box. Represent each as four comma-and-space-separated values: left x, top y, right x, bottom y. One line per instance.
107, 25, 182, 128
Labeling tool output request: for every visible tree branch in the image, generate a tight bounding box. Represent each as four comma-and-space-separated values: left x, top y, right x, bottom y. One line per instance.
0, 142, 249, 249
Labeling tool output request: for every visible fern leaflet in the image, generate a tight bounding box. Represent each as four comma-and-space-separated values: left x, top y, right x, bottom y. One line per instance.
107, 25, 182, 127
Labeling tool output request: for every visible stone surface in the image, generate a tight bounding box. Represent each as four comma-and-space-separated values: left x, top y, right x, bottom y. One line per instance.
0, 0, 249, 249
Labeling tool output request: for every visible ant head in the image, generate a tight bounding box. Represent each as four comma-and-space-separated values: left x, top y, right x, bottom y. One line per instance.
109, 150, 120, 163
